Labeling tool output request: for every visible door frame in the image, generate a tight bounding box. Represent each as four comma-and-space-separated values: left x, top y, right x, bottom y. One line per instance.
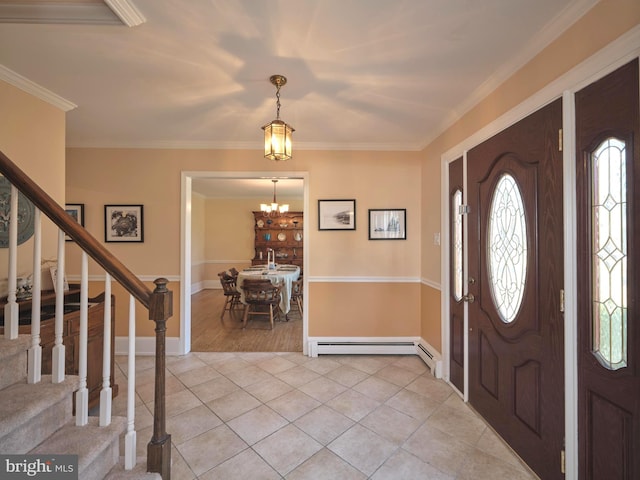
440, 26, 640, 480
179, 170, 310, 356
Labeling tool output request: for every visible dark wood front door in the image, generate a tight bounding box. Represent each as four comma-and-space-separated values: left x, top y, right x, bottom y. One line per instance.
467, 98, 564, 480
449, 156, 465, 393
575, 59, 640, 480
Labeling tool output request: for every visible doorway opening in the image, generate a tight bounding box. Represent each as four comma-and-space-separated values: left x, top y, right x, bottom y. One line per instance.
180, 171, 309, 356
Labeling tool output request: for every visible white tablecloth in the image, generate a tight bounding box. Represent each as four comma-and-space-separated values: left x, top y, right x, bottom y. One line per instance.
237, 266, 300, 314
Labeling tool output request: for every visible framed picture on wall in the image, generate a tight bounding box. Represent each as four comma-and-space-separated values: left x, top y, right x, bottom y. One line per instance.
104, 204, 144, 242
64, 203, 84, 241
318, 199, 356, 230
368, 208, 406, 240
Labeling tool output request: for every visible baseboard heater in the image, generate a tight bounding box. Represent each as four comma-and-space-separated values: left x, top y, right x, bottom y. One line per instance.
416, 342, 442, 378
309, 339, 443, 379
314, 341, 417, 356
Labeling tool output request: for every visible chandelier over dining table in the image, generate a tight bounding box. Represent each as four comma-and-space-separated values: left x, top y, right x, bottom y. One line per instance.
260, 179, 289, 216
262, 74, 294, 161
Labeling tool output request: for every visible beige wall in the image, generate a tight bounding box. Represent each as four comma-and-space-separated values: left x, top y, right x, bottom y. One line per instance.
204, 198, 256, 263
420, 283, 441, 351
9, 0, 637, 351
66, 149, 423, 340
0, 79, 66, 293
309, 282, 420, 337
85, 279, 172, 338
195, 196, 304, 287
204, 197, 303, 263
419, 0, 640, 349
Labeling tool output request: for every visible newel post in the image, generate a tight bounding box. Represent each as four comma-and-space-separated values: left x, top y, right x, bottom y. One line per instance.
147, 278, 173, 479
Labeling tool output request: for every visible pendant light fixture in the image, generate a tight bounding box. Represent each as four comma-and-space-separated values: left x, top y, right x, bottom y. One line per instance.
262, 74, 294, 161
260, 179, 289, 216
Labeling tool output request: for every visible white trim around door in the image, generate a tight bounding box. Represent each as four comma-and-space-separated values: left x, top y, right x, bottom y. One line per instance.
440, 25, 640, 480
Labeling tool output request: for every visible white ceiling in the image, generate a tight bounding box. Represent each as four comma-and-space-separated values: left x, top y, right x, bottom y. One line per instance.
0, 0, 595, 196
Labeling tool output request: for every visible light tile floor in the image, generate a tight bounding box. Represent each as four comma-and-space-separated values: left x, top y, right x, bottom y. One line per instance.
113, 352, 539, 479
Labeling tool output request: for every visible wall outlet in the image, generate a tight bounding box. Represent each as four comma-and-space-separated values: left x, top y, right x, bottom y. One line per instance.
434, 232, 441, 246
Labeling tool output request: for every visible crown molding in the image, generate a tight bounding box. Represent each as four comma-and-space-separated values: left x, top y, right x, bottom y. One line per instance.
104, 0, 146, 27
65, 139, 422, 151
0, 64, 76, 112
0, 1, 145, 26
0, 2, 118, 25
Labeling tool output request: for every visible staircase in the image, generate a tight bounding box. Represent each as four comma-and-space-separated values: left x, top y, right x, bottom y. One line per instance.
0, 336, 159, 479
0, 150, 172, 479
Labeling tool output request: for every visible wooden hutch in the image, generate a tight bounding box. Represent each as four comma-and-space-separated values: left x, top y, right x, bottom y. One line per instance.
252, 211, 303, 268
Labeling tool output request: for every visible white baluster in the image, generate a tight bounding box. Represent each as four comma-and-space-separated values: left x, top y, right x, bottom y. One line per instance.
4, 185, 19, 339
75, 252, 89, 426
99, 273, 112, 426
51, 229, 65, 383
124, 294, 136, 470
27, 209, 42, 384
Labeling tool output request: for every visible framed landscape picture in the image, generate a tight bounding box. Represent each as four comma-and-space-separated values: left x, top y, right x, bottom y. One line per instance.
64, 203, 84, 241
318, 199, 356, 230
104, 205, 144, 242
368, 208, 406, 240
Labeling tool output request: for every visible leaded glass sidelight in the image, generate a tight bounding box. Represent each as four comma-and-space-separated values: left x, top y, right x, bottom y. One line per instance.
453, 189, 463, 301
487, 173, 528, 323
591, 137, 627, 370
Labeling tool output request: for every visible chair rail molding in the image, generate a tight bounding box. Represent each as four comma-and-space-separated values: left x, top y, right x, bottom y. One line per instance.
308, 276, 420, 283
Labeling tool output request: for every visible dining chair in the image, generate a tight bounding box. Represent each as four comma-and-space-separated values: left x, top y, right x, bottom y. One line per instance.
240, 277, 275, 291
290, 276, 303, 317
229, 267, 239, 280
218, 271, 241, 319
240, 281, 283, 329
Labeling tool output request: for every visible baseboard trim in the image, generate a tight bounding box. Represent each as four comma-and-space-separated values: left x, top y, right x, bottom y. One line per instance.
191, 280, 220, 294
115, 336, 181, 356
116, 336, 442, 375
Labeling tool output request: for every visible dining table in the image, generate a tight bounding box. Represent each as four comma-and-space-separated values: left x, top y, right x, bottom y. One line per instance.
236, 265, 301, 314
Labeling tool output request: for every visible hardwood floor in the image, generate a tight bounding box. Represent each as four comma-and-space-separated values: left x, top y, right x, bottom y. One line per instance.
190, 289, 303, 352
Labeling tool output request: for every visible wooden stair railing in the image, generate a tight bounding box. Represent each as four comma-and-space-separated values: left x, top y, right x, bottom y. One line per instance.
0, 150, 172, 479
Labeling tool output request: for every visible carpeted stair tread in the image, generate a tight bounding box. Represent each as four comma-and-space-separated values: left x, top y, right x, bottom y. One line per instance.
0, 375, 79, 435
105, 458, 162, 479
0, 335, 30, 389
0, 335, 30, 359
30, 416, 126, 475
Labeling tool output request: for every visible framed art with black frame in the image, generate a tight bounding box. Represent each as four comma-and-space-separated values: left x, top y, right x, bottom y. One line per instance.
64, 203, 84, 241
368, 208, 406, 240
104, 204, 144, 243
318, 199, 356, 230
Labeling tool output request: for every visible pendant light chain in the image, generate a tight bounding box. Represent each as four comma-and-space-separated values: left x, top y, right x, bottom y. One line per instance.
275, 82, 282, 121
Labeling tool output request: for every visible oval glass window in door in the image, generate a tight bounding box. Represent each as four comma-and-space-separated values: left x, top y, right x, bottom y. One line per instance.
487, 173, 528, 323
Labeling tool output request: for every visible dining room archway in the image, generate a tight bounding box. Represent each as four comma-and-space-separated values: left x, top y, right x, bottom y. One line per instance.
179, 171, 309, 355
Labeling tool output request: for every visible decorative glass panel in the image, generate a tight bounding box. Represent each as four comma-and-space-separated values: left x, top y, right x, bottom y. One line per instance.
591, 138, 627, 370
487, 173, 527, 323
453, 189, 463, 301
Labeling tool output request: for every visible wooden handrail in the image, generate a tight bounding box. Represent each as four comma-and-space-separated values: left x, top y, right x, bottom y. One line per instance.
0, 150, 152, 307
1, 150, 172, 479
